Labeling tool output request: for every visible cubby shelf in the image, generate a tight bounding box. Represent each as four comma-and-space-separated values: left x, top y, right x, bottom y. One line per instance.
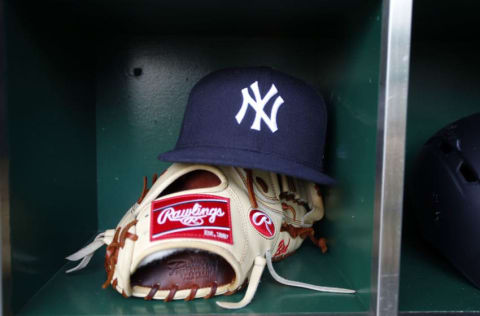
7, 1, 478, 314
19, 242, 365, 315
398, 1, 480, 314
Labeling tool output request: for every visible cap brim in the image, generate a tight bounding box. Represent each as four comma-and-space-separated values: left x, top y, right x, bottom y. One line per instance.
158, 146, 335, 185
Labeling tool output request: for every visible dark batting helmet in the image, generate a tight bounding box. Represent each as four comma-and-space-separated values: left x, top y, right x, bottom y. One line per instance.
414, 112, 480, 288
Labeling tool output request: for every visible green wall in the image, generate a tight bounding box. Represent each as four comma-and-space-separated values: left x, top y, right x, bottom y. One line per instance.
4, 0, 383, 314
5, 3, 97, 312
322, 11, 381, 308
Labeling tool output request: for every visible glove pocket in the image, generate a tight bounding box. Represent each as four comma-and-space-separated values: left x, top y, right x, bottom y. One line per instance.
129, 240, 245, 301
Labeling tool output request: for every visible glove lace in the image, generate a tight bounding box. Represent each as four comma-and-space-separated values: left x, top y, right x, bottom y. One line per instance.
137, 174, 159, 204
245, 169, 259, 208
103, 220, 138, 289
264, 249, 356, 294
216, 250, 355, 309
65, 232, 107, 273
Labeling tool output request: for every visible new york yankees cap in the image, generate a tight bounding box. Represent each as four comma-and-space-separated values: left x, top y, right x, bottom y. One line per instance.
158, 67, 335, 185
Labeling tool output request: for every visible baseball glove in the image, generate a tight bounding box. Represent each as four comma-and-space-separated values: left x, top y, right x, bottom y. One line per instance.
66, 163, 354, 309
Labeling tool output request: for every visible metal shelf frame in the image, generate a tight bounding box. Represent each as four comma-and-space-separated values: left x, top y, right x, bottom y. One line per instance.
371, 0, 412, 315
0, 0, 414, 315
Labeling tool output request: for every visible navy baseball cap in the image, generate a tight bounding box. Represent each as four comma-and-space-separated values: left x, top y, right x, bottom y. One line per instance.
159, 67, 335, 185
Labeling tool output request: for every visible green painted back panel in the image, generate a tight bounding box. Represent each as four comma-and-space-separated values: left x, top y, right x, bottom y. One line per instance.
5, 3, 97, 312
400, 39, 480, 311
321, 9, 381, 309
4, 0, 382, 313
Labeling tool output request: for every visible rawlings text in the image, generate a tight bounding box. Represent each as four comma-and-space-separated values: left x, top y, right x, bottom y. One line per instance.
150, 194, 233, 244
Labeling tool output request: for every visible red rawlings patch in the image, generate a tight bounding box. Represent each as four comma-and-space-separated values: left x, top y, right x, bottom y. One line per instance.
150, 194, 233, 244
249, 209, 275, 238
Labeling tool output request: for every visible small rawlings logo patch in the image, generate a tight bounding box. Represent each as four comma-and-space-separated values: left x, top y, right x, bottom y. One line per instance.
150, 194, 233, 244
249, 209, 275, 238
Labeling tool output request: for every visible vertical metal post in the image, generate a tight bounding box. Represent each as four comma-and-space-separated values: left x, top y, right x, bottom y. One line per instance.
0, 1, 9, 315
371, 0, 412, 315
0, 161, 8, 316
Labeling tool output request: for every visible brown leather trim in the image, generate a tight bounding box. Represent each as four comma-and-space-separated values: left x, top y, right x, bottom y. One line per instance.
102, 227, 121, 289
287, 176, 296, 192
281, 223, 328, 253
125, 232, 138, 241
103, 219, 139, 290
281, 202, 297, 220
245, 169, 258, 208
164, 285, 178, 302
152, 173, 158, 185
102, 269, 114, 289
119, 220, 138, 248
279, 192, 309, 210
280, 223, 312, 239
224, 278, 247, 296
185, 285, 199, 301
204, 282, 218, 299
137, 173, 162, 204
309, 236, 328, 253
137, 176, 149, 204
145, 284, 160, 301
256, 177, 269, 193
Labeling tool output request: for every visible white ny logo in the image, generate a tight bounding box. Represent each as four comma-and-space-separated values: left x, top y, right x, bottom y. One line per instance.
235, 81, 284, 133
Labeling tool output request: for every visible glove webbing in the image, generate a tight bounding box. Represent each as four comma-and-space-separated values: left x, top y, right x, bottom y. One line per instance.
217, 170, 354, 309
246, 169, 328, 253
279, 191, 309, 209
281, 223, 328, 254
245, 169, 310, 213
